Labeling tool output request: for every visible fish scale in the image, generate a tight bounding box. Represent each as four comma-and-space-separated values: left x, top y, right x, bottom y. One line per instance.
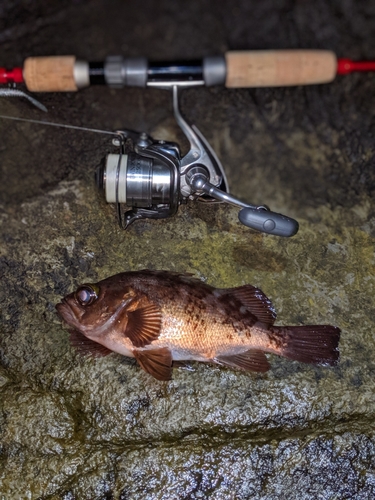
156, 294, 255, 359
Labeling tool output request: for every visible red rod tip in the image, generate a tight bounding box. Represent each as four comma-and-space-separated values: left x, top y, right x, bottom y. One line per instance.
0, 67, 24, 84
337, 58, 375, 75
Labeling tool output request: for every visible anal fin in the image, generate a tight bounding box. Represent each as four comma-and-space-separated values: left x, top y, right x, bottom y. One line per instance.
215, 349, 270, 373
69, 330, 113, 357
133, 347, 173, 381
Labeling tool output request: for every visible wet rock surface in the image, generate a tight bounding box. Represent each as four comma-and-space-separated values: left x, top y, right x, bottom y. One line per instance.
1, 0, 375, 498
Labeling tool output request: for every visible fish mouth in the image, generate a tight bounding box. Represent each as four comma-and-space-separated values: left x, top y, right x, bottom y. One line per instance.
56, 299, 82, 330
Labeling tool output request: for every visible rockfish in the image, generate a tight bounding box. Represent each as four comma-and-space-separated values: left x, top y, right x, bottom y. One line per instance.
56, 270, 340, 380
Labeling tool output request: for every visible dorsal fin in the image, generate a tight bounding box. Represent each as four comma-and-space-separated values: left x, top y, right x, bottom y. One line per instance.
124, 301, 162, 348
220, 285, 276, 325
133, 347, 173, 380
69, 330, 113, 357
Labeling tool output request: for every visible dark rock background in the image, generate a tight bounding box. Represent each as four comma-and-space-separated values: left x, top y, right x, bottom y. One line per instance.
0, 0, 375, 498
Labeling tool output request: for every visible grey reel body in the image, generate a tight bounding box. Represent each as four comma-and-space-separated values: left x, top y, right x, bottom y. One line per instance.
96, 86, 299, 237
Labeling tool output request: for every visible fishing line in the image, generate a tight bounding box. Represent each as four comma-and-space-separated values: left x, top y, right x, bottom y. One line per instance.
0, 113, 121, 137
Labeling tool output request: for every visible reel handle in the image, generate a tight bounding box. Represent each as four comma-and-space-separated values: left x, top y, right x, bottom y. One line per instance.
187, 167, 299, 237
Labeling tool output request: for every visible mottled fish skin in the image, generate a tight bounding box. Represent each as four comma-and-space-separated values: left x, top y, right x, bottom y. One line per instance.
56, 270, 341, 381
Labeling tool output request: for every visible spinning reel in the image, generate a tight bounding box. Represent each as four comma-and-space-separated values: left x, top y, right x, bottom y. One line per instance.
0, 78, 298, 236
96, 86, 299, 237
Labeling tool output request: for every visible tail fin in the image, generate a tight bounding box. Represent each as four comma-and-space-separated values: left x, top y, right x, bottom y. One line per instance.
271, 325, 340, 366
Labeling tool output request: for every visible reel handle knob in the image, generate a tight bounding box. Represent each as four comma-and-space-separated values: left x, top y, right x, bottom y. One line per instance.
238, 207, 299, 237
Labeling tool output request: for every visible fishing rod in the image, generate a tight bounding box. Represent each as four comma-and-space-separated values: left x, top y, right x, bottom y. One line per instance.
1, 49, 374, 236
1, 50, 375, 92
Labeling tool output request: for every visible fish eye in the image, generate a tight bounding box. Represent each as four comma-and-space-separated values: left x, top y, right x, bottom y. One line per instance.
75, 285, 99, 306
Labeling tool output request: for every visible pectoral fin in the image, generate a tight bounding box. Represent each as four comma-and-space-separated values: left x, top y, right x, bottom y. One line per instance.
133, 347, 173, 381
215, 349, 270, 373
124, 301, 162, 348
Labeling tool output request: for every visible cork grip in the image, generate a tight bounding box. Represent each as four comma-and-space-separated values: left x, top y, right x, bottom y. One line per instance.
23, 56, 78, 92
225, 50, 337, 87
